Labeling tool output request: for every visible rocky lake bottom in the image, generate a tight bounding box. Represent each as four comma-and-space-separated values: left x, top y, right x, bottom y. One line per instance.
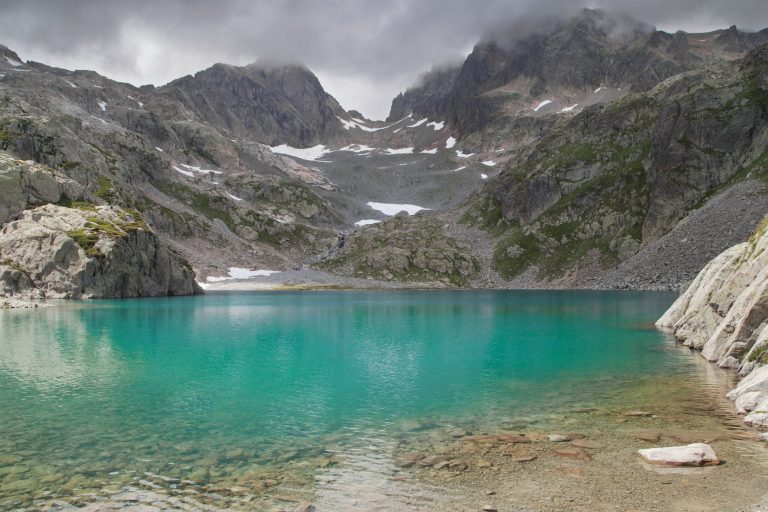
0, 290, 766, 511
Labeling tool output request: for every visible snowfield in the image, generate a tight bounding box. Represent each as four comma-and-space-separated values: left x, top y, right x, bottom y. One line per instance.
534, 99, 553, 112
207, 268, 281, 282
366, 202, 429, 216
427, 121, 445, 130
384, 147, 414, 155
270, 144, 328, 161
561, 104, 579, 113
445, 136, 457, 149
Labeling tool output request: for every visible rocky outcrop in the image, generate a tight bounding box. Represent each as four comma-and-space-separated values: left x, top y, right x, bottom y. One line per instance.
317, 214, 477, 286
0, 151, 91, 223
0, 204, 201, 299
657, 218, 768, 431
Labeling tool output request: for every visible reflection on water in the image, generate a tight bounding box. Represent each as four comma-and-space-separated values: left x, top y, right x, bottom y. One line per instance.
0, 290, 757, 510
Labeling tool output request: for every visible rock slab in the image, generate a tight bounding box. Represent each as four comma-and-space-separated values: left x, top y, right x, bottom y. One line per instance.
638, 443, 720, 467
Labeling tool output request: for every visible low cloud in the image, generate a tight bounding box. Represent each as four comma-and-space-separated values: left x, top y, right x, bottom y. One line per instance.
1, 0, 766, 119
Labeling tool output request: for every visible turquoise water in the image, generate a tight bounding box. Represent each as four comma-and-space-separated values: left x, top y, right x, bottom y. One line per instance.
0, 290, 703, 507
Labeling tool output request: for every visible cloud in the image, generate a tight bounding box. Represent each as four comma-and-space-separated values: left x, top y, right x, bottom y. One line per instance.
1, 0, 767, 119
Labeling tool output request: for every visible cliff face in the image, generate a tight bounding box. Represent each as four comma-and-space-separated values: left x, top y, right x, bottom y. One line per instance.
657, 218, 768, 431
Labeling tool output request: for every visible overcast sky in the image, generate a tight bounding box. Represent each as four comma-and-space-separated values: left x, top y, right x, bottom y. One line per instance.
2, 0, 768, 119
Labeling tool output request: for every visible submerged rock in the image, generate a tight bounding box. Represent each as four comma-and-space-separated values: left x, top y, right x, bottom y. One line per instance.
637, 443, 720, 467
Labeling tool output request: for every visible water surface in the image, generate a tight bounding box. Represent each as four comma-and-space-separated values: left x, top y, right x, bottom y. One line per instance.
3, 289, 745, 510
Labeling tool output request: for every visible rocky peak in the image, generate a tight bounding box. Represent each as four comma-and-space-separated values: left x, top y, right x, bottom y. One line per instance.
162, 61, 347, 147
0, 44, 24, 68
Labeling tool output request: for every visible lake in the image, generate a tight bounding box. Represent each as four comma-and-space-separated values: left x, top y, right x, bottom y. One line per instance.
1, 290, 766, 511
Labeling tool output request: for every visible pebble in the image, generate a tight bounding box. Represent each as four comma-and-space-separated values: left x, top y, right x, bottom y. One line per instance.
548, 434, 570, 442
450, 429, 469, 438
482, 506, 498, 512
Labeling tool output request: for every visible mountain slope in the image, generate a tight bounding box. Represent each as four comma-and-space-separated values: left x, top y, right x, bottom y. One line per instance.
460, 43, 768, 288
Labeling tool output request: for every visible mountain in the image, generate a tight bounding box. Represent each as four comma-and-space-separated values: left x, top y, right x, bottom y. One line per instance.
389, 9, 768, 136
162, 62, 348, 147
1, 9, 768, 294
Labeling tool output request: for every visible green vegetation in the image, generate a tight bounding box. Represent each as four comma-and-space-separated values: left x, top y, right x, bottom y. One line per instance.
66, 207, 149, 259
94, 176, 114, 200
66, 228, 103, 258
748, 343, 768, 365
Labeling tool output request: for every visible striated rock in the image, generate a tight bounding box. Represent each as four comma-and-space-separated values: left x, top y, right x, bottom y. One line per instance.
658, 218, 768, 431
637, 443, 720, 467
0, 204, 201, 298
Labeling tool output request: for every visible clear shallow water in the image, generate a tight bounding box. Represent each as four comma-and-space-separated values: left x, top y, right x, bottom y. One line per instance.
0, 289, 723, 508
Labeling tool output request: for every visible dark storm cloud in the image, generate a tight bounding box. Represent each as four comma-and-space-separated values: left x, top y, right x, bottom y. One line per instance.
1, 0, 767, 118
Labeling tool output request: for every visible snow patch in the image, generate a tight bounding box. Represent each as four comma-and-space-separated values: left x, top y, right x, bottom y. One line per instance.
269, 144, 328, 161
173, 166, 195, 177
420, 148, 438, 154
534, 100, 553, 112
427, 121, 445, 130
560, 104, 579, 113
594, 86, 604, 93
445, 136, 457, 149
367, 202, 429, 216
155, 147, 164, 152
456, 150, 475, 158
4, 56, 22, 67
65, 80, 77, 88
89, 115, 109, 125
207, 268, 280, 282
480, 173, 488, 180
226, 192, 244, 201
384, 147, 414, 155
354, 219, 381, 227
407, 118, 427, 128
482, 160, 496, 166
180, 163, 222, 175
97, 101, 107, 112
337, 116, 404, 132
453, 165, 467, 172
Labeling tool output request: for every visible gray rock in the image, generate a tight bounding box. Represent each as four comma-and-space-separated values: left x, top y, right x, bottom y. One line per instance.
0, 204, 201, 298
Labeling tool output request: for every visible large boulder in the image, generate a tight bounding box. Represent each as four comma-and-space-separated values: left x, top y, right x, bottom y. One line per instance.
0, 204, 202, 298
638, 443, 720, 467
